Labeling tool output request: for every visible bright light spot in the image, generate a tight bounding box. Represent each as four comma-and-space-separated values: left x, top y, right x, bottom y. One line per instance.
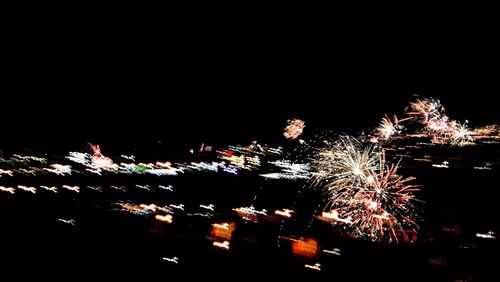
155, 214, 173, 223
213, 240, 230, 250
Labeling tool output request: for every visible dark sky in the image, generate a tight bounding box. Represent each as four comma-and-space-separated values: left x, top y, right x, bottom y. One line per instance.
2, 21, 498, 151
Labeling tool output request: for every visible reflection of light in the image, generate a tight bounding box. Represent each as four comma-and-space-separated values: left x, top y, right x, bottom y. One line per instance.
146, 168, 179, 176
135, 184, 151, 191
58, 218, 75, 225
155, 161, 171, 168
223, 166, 238, 175
321, 211, 352, 224
121, 155, 135, 161
17, 185, 37, 194
66, 152, 90, 165
432, 161, 449, 168
233, 206, 267, 216
40, 186, 58, 193
86, 186, 102, 192
162, 257, 178, 264
155, 214, 173, 223
213, 223, 229, 230
213, 240, 230, 250
474, 166, 492, 170
170, 204, 184, 210
0, 186, 15, 194
200, 204, 214, 211
262, 161, 310, 180
0, 169, 14, 176
275, 209, 293, 218
140, 203, 158, 212
86, 168, 102, 175
304, 263, 321, 271
158, 185, 174, 191
45, 164, 72, 175
323, 248, 341, 256
110, 185, 126, 192
476, 232, 496, 239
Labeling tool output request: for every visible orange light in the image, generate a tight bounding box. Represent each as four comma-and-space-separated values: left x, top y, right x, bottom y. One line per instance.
292, 238, 319, 258
211, 222, 235, 241
155, 214, 173, 223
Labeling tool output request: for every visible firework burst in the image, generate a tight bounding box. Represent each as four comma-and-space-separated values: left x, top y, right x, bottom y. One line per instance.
284, 118, 305, 140
327, 153, 419, 241
449, 120, 474, 146
406, 97, 444, 125
375, 115, 409, 141
311, 136, 379, 190
426, 118, 474, 146
311, 136, 420, 242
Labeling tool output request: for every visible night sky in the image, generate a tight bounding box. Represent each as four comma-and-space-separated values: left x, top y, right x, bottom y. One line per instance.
3, 24, 498, 151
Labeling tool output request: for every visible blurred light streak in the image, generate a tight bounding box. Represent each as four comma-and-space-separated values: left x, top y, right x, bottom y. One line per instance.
58, 218, 76, 225
45, 164, 72, 175
155, 214, 173, 223
476, 232, 496, 239
0, 169, 14, 176
17, 185, 37, 194
213, 240, 230, 250
162, 257, 178, 264
275, 209, 294, 218
304, 263, 321, 271
0, 186, 15, 194
40, 186, 58, 193
200, 204, 214, 211
158, 185, 174, 191
323, 248, 341, 256
62, 185, 80, 193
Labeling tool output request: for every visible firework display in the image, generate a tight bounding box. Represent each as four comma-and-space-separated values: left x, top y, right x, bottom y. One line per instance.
368, 96, 497, 146
1, 97, 498, 241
